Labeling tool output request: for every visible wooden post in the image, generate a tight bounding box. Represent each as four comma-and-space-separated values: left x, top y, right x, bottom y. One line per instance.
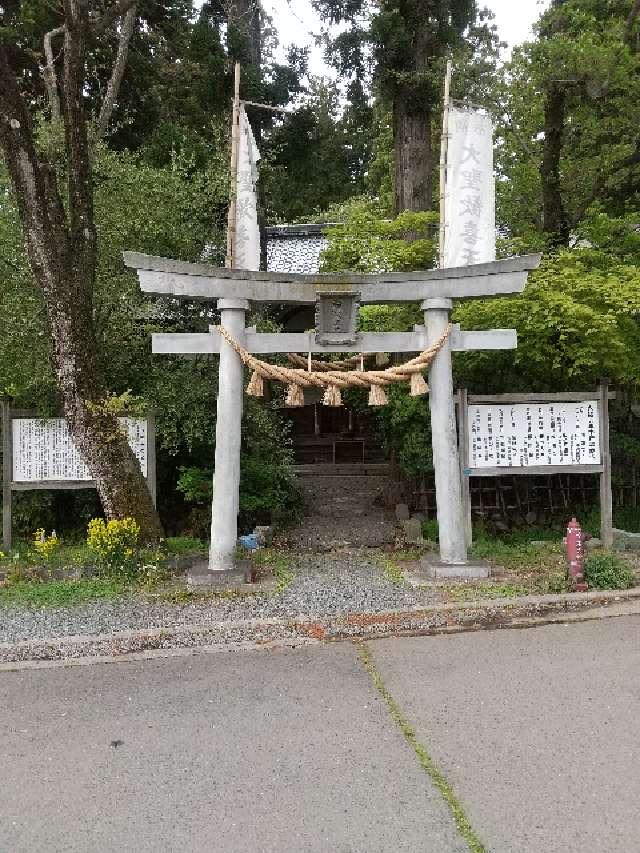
458, 388, 473, 546
599, 379, 613, 549
146, 414, 157, 508
2, 399, 12, 552
225, 62, 242, 269
439, 59, 453, 268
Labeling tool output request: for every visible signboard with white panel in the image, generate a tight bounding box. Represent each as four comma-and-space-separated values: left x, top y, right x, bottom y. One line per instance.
2, 404, 156, 551
12, 417, 148, 482
456, 386, 612, 550
467, 401, 600, 470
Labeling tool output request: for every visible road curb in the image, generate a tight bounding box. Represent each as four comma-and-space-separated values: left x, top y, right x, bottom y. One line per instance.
2, 587, 640, 669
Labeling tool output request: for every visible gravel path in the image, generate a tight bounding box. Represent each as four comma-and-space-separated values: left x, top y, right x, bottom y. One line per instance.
0, 551, 444, 645
284, 475, 397, 549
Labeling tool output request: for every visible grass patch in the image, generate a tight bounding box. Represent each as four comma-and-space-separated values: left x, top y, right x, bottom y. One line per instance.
274, 561, 295, 593
358, 644, 486, 853
250, 548, 295, 593
443, 581, 529, 602
0, 577, 131, 608
390, 547, 425, 562
470, 537, 563, 571
468, 538, 573, 595
379, 556, 405, 585
148, 585, 257, 604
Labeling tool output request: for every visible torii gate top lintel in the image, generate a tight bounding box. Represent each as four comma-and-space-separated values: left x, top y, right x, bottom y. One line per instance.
123, 251, 541, 304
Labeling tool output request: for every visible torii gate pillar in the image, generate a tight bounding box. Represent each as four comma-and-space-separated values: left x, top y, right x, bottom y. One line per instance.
423, 298, 468, 565
209, 298, 248, 573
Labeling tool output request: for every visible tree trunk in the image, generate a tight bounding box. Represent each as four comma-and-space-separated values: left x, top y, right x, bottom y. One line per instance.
0, 6, 162, 542
46, 265, 162, 541
625, 0, 640, 47
394, 97, 433, 213
540, 82, 570, 247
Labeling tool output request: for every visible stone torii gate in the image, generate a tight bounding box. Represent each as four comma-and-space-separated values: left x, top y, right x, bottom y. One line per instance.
125, 251, 540, 580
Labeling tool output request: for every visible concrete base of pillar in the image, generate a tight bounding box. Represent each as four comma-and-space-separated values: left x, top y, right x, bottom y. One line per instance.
416, 555, 491, 580
187, 561, 252, 587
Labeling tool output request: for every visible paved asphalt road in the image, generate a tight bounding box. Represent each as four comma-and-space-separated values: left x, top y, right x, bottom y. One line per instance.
2, 616, 639, 852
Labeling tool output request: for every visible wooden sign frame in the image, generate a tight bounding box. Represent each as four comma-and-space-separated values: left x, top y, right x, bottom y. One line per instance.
456, 383, 613, 548
1, 401, 156, 551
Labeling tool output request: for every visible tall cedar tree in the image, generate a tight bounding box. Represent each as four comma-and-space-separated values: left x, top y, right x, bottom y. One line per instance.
535, 0, 640, 247
0, 1, 162, 540
313, 0, 481, 213
539, 0, 571, 247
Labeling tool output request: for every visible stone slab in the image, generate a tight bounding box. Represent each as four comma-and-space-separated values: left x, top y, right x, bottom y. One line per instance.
369, 615, 640, 853
395, 502, 410, 521
613, 528, 640, 551
1, 644, 467, 853
417, 554, 490, 580
187, 561, 251, 587
402, 517, 424, 545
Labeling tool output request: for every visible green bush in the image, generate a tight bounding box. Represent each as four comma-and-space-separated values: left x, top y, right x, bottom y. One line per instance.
165, 536, 207, 555
421, 519, 439, 542
176, 400, 301, 535
584, 553, 636, 590
13, 492, 55, 537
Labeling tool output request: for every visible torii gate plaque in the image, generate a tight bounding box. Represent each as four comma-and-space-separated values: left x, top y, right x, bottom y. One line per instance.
125, 251, 541, 581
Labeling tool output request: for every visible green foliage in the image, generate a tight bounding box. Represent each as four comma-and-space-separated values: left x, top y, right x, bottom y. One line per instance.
372, 385, 431, 478
444, 581, 529, 601
165, 536, 207, 555
312, 0, 500, 190
176, 468, 212, 505
585, 552, 636, 590
421, 520, 439, 543
240, 402, 301, 529
262, 80, 372, 222
379, 556, 405, 585
321, 206, 438, 273
454, 244, 640, 392
12, 493, 56, 538
0, 146, 229, 410
470, 536, 566, 584
177, 399, 301, 534
495, 1, 640, 242
251, 549, 295, 592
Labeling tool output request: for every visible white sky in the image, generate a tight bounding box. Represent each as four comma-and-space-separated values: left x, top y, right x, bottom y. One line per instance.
262, 0, 551, 75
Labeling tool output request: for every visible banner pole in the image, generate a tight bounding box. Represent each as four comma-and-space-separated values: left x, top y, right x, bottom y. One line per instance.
226, 61, 242, 269
439, 59, 452, 269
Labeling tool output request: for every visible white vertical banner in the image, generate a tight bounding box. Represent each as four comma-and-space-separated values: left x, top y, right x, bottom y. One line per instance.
234, 103, 261, 271
444, 107, 495, 268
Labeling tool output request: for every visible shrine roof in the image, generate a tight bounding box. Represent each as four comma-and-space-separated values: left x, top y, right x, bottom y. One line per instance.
266, 224, 331, 275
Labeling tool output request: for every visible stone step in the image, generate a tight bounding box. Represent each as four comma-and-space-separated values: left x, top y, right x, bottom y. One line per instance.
293, 463, 391, 477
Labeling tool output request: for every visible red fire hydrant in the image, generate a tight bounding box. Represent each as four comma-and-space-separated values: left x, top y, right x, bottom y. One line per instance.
564, 517, 589, 592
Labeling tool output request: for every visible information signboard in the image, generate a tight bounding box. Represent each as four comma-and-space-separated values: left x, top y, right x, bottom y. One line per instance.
467, 401, 600, 470
12, 418, 148, 482
456, 386, 613, 550
1, 404, 156, 551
